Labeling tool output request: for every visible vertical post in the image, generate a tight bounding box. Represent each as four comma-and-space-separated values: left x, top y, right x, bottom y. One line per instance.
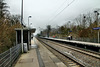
96, 12, 99, 43
28, 30, 31, 50
83, 15, 86, 28
10, 48, 12, 67
21, 0, 24, 52
21, 29, 23, 53
28, 30, 30, 50
16, 31, 17, 45
98, 30, 99, 43
68, 21, 70, 35
21, 0, 23, 25
97, 14, 99, 43
94, 11, 99, 43
28, 16, 32, 28
28, 17, 29, 28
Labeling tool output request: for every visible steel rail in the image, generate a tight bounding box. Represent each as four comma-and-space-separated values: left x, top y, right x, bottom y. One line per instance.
38, 39, 91, 67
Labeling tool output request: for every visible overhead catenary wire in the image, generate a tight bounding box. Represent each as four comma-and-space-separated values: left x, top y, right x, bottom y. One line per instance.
49, 0, 75, 23
72, 4, 100, 22
48, 0, 68, 21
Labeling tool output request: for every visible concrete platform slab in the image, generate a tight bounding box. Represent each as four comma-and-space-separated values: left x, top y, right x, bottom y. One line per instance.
34, 38, 67, 67
14, 49, 39, 67
14, 38, 39, 67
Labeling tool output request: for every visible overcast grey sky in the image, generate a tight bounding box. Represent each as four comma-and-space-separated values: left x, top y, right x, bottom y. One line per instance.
6, 0, 100, 34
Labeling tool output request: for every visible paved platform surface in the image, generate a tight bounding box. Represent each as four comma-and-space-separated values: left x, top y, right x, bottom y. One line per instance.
34, 37, 67, 67
14, 39, 39, 67
15, 37, 67, 67
45, 37, 100, 47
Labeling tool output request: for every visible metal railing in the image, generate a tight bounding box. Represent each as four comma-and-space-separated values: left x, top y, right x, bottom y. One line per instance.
0, 44, 22, 67
74, 38, 99, 43
57, 37, 99, 43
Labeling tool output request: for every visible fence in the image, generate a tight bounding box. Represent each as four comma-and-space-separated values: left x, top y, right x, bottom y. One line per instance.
58, 37, 99, 43
0, 44, 22, 67
74, 38, 99, 43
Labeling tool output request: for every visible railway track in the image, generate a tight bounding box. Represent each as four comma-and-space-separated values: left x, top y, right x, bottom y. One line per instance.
38, 39, 86, 67
38, 38, 100, 67
43, 42, 82, 67
46, 39, 100, 59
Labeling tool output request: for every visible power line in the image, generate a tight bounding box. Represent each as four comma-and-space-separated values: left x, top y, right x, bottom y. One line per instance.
49, 0, 68, 19
72, 4, 100, 21
49, 0, 75, 23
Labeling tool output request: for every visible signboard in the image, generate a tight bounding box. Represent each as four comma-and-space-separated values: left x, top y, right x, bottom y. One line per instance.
69, 31, 72, 32
93, 27, 100, 30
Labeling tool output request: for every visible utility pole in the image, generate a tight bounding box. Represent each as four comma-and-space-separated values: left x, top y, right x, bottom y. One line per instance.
94, 11, 99, 43
83, 15, 86, 28
21, 0, 23, 26
21, 0, 23, 52
68, 21, 71, 35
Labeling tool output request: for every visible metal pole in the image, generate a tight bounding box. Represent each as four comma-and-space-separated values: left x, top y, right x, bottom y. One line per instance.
28, 30, 30, 50
21, 29, 23, 52
21, 0, 23, 52
97, 13, 99, 43
98, 31, 99, 43
10, 48, 12, 67
28, 17, 29, 28
28, 16, 32, 28
69, 21, 70, 35
16, 32, 17, 45
96, 12, 99, 43
83, 15, 86, 28
94, 11, 99, 43
21, 0, 23, 25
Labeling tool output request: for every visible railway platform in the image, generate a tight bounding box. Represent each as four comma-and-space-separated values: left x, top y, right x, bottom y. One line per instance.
34, 37, 67, 67
14, 48, 39, 67
14, 39, 39, 67
14, 37, 66, 67
43, 37, 100, 52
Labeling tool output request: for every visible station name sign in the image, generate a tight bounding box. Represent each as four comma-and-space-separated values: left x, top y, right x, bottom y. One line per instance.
93, 27, 100, 30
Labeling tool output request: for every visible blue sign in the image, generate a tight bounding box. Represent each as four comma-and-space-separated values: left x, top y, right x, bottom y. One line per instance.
93, 27, 100, 30
69, 31, 72, 32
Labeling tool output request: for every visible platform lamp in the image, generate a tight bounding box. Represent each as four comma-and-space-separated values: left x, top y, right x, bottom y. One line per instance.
21, 0, 24, 52
94, 11, 99, 43
28, 16, 32, 28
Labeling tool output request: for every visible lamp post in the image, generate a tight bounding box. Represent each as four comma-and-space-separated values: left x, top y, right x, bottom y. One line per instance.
68, 21, 71, 35
68, 21, 71, 28
21, 0, 24, 52
21, 0, 23, 26
28, 16, 32, 28
94, 11, 99, 43
83, 15, 86, 28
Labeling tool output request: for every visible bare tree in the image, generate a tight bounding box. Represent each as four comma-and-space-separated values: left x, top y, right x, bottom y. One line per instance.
0, 0, 9, 18
9, 15, 20, 26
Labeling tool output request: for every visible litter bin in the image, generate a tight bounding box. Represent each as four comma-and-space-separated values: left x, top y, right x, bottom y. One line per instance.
24, 43, 28, 52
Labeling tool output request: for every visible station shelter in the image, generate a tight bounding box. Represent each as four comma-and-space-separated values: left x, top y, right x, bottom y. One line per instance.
15, 28, 36, 52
